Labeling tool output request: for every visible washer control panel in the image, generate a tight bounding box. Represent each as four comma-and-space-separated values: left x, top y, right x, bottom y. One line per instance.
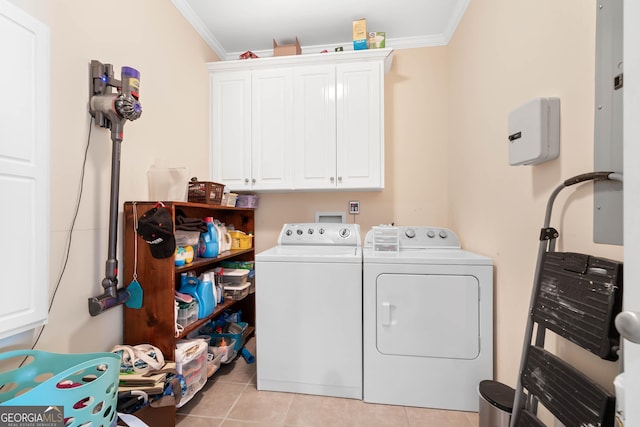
365, 226, 460, 249
278, 223, 361, 246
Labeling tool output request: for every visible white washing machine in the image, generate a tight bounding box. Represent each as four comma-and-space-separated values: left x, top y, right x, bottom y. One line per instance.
255, 223, 362, 399
363, 226, 493, 411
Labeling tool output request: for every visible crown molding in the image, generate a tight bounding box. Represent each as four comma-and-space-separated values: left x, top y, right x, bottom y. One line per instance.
172, 0, 468, 61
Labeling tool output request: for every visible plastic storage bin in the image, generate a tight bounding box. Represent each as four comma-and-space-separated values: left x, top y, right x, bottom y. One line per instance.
210, 337, 238, 364
147, 166, 189, 201
201, 321, 248, 353
220, 268, 250, 284
224, 282, 251, 301
229, 231, 253, 249
175, 339, 208, 407
175, 230, 200, 248
0, 350, 120, 427
177, 301, 198, 327
236, 194, 259, 208
372, 225, 399, 252
248, 269, 255, 293
207, 351, 224, 377
221, 192, 238, 207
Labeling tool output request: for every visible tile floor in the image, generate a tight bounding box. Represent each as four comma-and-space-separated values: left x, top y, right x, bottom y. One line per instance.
176, 338, 479, 427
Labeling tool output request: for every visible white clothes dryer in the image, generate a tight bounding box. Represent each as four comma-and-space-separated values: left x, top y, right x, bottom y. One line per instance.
255, 223, 362, 399
362, 226, 493, 411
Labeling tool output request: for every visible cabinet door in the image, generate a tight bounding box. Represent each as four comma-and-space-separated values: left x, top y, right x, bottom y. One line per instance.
210, 71, 252, 190
336, 62, 384, 189
251, 68, 294, 190
0, 3, 49, 339
293, 65, 337, 189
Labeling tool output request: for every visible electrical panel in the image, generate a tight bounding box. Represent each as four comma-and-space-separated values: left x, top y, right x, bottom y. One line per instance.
594, 0, 623, 245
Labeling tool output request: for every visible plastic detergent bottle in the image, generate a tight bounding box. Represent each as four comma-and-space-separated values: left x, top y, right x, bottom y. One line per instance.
215, 269, 225, 303
217, 338, 230, 362
199, 217, 219, 258
217, 222, 232, 252
179, 272, 203, 317
196, 273, 215, 318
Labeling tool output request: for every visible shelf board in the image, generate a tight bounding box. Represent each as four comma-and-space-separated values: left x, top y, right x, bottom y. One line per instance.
175, 249, 254, 274
124, 200, 255, 211
178, 299, 236, 338
244, 325, 255, 340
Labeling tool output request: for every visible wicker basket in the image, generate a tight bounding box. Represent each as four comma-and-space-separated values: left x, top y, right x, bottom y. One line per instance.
188, 181, 224, 205
0, 350, 120, 427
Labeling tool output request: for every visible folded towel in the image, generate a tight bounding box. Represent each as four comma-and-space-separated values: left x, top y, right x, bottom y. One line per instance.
175, 209, 208, 232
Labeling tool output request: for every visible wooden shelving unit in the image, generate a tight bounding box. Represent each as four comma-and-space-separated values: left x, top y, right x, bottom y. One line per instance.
122, 201, 255, 361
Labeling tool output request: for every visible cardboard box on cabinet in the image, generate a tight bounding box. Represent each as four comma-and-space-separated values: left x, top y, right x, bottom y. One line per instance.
273, 37, 301, 56
353, 18, 368, 50
368, 31, 386, 49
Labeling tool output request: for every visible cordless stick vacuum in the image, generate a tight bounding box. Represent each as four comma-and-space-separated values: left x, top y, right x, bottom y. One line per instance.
88, 60, 142, 316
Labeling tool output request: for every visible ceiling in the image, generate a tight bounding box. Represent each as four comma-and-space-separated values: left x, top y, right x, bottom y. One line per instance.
171, 0, 470, 61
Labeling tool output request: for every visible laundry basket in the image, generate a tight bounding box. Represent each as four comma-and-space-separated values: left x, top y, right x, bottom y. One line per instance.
0, 349, 120, 427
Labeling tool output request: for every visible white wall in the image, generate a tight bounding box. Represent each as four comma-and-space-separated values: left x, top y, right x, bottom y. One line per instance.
447, 0, 623, 388
254, 0, 624, 393
3, 0, 217, 354
3, 0, 623, 400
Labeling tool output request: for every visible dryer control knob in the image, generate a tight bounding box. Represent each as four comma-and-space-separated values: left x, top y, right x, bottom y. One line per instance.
439, 230, 448, 239
405, 228, 416, 238
339, 228, 351, 238
427, 230, 436, 238
297, 229, 303, 235
319, 228, 325, 234
308, 228, 314, 234
286, 229, 292, 236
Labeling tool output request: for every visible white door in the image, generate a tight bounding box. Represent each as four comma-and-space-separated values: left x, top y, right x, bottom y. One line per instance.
336, 61, 384, 189
293, 65, 337, 189
622, 1, 640, 425
251, 68, 294, 190
0, 1, 49, 338
210, 70, 252, 190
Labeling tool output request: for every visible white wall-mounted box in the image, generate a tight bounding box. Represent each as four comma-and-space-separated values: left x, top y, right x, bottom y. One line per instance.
508, 97, 560, 166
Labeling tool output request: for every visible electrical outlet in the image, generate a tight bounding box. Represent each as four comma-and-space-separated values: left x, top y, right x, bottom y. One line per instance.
349, 200, 360, 214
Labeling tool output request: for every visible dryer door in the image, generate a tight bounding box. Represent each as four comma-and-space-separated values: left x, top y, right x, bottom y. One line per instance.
376, 273, 480, 359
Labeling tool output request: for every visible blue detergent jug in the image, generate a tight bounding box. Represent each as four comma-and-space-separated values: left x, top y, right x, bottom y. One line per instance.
198, 217, 219, 258
197, 272, 216, 318
179, 273, 202, 316
178, 272, 214, 319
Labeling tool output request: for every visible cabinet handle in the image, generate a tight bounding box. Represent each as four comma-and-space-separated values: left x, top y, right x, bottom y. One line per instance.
252, 178, 256, 184
244, 178, 249, 184
330, 177, 335, 182
381, 302, 392, 326
338, 176, 343, 182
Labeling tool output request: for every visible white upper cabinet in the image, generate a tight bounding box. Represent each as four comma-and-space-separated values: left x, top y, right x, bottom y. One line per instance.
294, 62, 383, 190
210, 69, 294, 191
251, 68, 294, 190
210, 70, 252, 189
293, 65, 337, 189
208, 49, 392, 192
336, 61, 383, 189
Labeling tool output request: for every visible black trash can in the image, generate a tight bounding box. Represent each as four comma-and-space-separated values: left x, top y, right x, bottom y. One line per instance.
478, 380, 517, 427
